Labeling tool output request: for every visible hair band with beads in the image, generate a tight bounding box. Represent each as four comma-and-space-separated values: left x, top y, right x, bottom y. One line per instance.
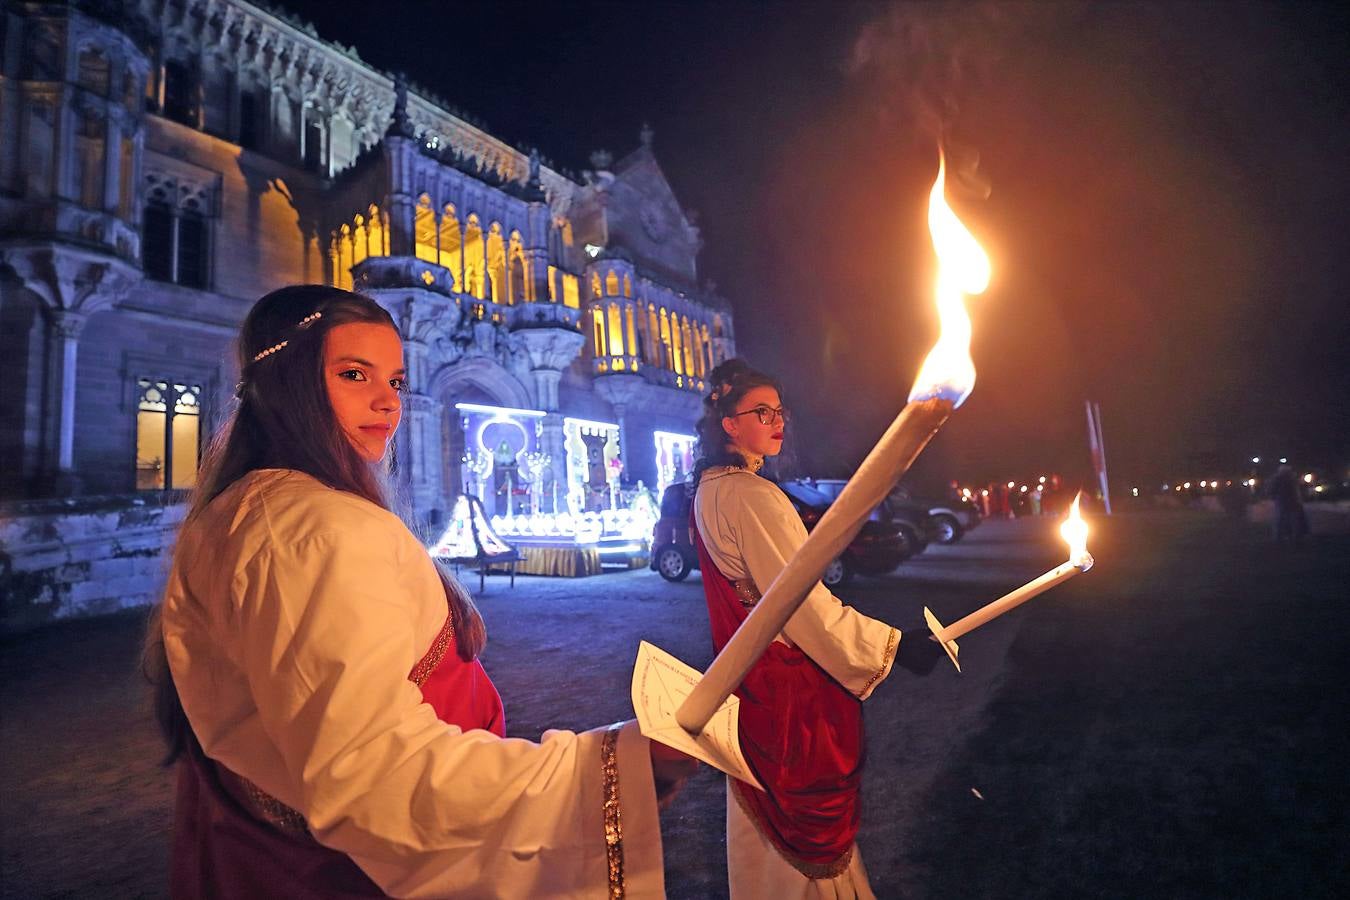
250, 310, 324, 363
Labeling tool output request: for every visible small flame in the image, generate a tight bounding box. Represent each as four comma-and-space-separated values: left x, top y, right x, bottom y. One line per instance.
1059, 492, 1091, 568
908, 153, 991, 408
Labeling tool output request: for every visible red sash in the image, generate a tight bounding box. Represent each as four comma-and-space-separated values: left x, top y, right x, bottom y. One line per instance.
692, 512, 864, 878
170, 612, 504, 898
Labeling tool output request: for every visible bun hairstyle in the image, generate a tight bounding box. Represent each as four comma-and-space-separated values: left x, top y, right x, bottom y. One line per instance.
145, 285, 485, 765
692, 358, 782, 483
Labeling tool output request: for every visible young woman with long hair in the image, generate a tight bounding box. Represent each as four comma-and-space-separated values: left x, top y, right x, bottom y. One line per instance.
689, 358, 941, 899
144, 285, 691, 898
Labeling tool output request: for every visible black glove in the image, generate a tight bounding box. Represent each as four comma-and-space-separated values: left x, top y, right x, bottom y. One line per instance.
895, 624, 944, 676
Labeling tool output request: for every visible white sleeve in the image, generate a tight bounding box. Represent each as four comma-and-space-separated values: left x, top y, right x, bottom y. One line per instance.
735, 485, 900, 699
230, 530, 664, 899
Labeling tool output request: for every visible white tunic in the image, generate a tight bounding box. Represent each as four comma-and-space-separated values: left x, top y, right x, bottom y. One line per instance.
695, 466, 902, 900
162, 469, 664, 899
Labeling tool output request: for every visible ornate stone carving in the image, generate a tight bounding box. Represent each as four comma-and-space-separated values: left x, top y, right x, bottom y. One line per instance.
0, 247, 138, 315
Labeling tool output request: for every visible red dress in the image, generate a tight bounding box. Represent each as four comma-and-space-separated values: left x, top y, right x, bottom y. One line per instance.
170, 611, 504, 898
691, 517, 865, 878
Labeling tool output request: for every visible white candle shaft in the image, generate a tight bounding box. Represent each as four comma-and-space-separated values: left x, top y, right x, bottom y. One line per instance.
938, 561, 1079, 642
676, 397, 952, 734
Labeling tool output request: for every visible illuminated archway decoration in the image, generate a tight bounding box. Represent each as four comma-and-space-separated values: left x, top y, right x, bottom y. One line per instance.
654, 431, 696, 497
429, 495, 516, 559
454, 402, 546, 517
563, 416, 620, 514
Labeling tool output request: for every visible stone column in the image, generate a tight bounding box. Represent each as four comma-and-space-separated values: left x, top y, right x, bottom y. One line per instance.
526, 200, 551, 302
102, 120, 122, 214
43, 309, 87, 491
481, 225, 492, 302
592, 373, 645, 479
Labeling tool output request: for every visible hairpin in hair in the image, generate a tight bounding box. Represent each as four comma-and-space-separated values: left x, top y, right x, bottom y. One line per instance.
250, 310, 324, 363
252, 340, 288, 362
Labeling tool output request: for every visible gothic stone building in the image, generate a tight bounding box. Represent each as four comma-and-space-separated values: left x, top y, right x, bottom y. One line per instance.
0, 0, 736, 628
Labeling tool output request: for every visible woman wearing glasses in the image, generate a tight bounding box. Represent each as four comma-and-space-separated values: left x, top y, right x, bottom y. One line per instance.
690, 358, 941, 899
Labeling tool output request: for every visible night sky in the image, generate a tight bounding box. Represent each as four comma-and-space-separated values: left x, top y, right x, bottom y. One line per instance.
280, 0, 1350, 492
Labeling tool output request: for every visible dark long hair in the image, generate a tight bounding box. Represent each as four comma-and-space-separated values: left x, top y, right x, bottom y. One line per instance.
144, 285, 486, 764
692, 358, 783, 485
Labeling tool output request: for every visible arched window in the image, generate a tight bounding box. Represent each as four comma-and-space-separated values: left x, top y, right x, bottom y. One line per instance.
623, 274, 632, 298
669, 311, 684, 375
659, 308, 673, 371
303, 109, 326, 172
562, 273, 580, 308
508, 232, 527, 303
592, 307, 607, 358
414, 196, 437, 263
202, 61, 232, 138
626, 306, 638, 362
176, 210, 208, 289
351, 215, 368, 267
439, 204, 462, 290
341, 226, 353, 290
74, 110, 104, 209
142, 187, 211, 289
21, 25, 60, 80
136, 378, 202, 491
239, 84, 265, 150
486, 225, 506, 304
591, 272, 602, 298
607, 303, 625, 357
162, 58, 198, 127
339, 223, 355, 289
463, 216, 484, 299
22, 101, 54, 198
646, 305, 661, 366
143, 202, 174, 281
366, 205, 387, 258
605, 270, 619, 297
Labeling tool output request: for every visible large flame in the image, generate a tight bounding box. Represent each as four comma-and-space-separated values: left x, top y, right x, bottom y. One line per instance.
908, 154, 991, 407
1059, 492, 1091, 567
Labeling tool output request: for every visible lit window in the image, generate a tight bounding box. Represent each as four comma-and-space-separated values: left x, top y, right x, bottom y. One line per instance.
562, 273, 580, 309
136, 379, 202, 490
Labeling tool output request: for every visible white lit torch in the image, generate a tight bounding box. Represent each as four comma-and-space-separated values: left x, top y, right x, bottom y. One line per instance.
924, 492, 1095, 672
675, 155, 990, 733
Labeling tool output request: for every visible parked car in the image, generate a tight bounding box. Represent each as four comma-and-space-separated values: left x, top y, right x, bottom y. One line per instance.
649, 479, 909, 587
777, 480, 915, 586
651, 483, 699, 582
788, 479, 931, 556
888, 486, 982, 544
806, 478, 979, 545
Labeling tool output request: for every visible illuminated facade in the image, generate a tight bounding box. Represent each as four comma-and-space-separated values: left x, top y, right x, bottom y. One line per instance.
0, 0, 734, 621
0, 0, 733, 507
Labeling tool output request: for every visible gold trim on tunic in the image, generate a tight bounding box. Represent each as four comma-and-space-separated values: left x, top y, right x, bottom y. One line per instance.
409, 609, 456, 687
857, 626, 899, 698
601, 723, 626, 898
730, 778, 855, 880
732, 579, 762, 609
